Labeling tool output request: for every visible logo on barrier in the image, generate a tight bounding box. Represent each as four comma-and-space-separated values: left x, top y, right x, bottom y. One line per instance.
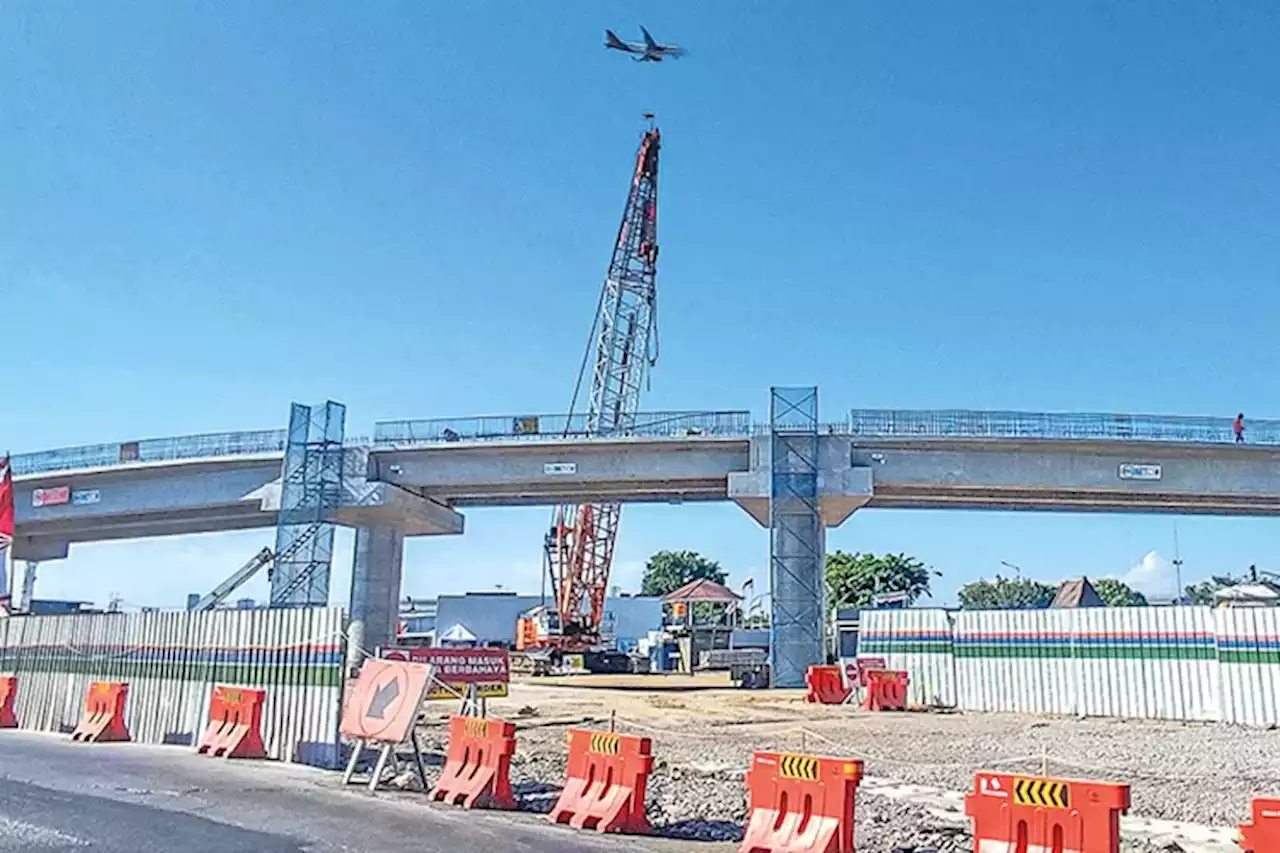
589, 732, 621, 755
779, 753, 819, 781
464, 717, 489, 738
1013, 777, 1070, 809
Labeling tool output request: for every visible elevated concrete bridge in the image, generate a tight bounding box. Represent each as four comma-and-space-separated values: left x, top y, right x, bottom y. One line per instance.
8, 403, 1280, 680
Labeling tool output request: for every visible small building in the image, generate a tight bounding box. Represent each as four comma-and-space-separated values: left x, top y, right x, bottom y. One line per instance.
432, 591, 662, 652
1050, 578, 1105, 609
661, 578, 743, 673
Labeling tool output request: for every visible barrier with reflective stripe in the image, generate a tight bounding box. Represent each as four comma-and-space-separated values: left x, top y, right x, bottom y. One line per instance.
548, 729, 652, 834
805, 665, 851, 705
1238, 797, 1280, 853
70, 682, 130, 743
740, 750, 864, 853
195, 686, 267, 759
429, 715, 517, 810
861, 669, 908, 711
0, 676, 16, 728
965, 772, 1130, 853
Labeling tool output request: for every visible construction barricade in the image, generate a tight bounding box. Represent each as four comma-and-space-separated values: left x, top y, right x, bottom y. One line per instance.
70, 681, 131, 743
965, 772, 1130, 853
740, 751, 864, 853
0, 676, 16, 728
549, 729, 653, 834
429, 715, 517, 810
861, 669, 908, 711
195, 686, 267, 759
805, 665, 852, 705
1239, 797, 1280, 853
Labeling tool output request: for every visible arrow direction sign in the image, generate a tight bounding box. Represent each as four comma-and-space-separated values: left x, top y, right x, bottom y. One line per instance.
367, 679, 400, 719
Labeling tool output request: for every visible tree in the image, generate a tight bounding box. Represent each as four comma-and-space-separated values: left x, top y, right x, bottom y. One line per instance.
825, 551, 938, 611
958, 575, 1057, 610
641, 550, 727, 597
1092, 578, 1148, 607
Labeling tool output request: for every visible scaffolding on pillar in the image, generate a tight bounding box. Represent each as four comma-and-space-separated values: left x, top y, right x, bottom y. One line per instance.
269, 401, 346, 607
768, 386, 825, 688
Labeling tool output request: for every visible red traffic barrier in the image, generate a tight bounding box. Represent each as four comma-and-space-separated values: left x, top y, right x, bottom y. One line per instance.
0, 676, 17, 728
805, 666, 851, 705
549, 729, 653, 834
195, 686, 267, 759
1239, 797, 1280, 853
861, 669, 908, 711
740, 751, 864, 853
966, 772, 1130, 853
429, 715, 517, 810
70, 681, 130, 743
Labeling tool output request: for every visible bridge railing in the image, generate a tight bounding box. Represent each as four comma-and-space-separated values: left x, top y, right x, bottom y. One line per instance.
373, 410, 753, 446
848, 408, 1280, 446
12, 430, 290, 476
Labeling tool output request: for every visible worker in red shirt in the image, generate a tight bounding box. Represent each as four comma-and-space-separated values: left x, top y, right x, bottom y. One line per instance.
1233, 413, 1245, 443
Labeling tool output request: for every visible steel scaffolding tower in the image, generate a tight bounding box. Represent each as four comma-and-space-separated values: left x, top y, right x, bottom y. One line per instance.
768, 386, 825, 687
269, 401, 345, 607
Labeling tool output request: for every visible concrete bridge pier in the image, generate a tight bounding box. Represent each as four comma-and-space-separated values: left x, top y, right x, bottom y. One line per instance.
729, 429, 873, 687
4, 539, 70, 612
346, 525, 406, 669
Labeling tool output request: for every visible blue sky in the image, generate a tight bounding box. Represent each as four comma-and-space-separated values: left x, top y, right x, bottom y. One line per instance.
2, 2, 1278, 609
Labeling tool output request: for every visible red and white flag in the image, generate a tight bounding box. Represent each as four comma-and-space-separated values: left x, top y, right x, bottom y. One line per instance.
0, 454, 13, 549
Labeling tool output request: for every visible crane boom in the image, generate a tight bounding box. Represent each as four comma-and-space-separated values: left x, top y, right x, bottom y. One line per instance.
546, 127, 661, 642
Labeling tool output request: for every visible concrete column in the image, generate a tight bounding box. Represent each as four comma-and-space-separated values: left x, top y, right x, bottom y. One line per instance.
12, 560, 38, 612
347, 525, 405, 669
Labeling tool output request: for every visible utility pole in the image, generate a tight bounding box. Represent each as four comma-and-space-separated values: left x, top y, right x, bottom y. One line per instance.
1173, 522, 1185, 605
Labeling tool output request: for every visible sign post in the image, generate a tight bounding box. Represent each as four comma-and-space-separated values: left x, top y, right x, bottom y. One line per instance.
339, 658, 434, 792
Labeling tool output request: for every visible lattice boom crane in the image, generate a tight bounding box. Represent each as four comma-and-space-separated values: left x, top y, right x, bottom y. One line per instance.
520, 127, 661, 662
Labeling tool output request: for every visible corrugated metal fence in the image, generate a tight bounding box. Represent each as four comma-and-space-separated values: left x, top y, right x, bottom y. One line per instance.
0, 607, 346, 766
859, 606, 1279, 726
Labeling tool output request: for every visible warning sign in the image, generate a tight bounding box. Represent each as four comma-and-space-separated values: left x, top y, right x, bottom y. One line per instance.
1013, 777, 1070, 809
339, 658, 432, 744
381, 647, 510, 701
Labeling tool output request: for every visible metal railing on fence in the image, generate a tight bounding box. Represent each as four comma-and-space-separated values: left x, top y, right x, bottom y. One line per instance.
848, 408, 1280, 446
373, 410, 753, 445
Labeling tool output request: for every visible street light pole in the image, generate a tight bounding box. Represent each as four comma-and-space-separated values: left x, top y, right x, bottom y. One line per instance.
1000, 561, 1024, 578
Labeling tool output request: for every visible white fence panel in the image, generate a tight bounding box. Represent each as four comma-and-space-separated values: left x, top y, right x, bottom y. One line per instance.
857, 609, 956, 707
0, 607, 345, 765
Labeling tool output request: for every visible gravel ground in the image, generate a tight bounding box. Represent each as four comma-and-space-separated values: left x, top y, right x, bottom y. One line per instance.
396, 697, 1244, 853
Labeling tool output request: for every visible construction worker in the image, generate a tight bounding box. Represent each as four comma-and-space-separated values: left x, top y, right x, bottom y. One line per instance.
1233, 413, 1245, 443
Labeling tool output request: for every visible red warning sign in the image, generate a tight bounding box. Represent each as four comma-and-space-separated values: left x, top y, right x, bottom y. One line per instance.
339, 658, 432, 744
382, 647, 510, 700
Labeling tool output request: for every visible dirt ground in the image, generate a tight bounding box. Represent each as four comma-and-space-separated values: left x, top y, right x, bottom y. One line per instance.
416, 672, 1280, 829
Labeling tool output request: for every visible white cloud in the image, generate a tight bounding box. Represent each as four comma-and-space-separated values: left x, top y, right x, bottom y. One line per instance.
1118, 550, 1179, 600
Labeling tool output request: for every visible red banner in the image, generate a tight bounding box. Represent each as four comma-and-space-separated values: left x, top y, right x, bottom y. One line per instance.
384, 647, 510, 683
0, 455, 12, 547
32, 486, 70, 508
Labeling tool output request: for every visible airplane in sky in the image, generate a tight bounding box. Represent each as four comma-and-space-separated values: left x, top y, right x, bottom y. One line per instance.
604, 27, 685, 62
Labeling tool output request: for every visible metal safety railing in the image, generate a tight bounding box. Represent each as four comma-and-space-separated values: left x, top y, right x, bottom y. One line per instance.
848, 408, 1280, 446
12, 429, 290, 476
373, 410, 753, 446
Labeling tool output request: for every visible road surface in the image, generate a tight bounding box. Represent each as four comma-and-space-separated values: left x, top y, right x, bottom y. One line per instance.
0, 731, 705, 852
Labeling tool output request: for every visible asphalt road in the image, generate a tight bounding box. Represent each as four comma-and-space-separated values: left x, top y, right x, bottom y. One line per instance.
0, 731, 702, 853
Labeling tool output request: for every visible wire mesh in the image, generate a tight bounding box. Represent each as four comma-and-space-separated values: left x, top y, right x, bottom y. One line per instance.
849, 409, 1280, 445
373, 410, 752, 445
768, 387, 825, 689
12, 430, 289, 476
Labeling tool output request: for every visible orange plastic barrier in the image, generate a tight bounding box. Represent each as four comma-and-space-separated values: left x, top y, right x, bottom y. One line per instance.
805, 666, 851, 705
429, 715, 517, 810
740, 751, 864, 853
965, 772, 1130, 853
195, 686, 267, 759
1238, 797, 1280, 853
0, 676, 17, 728
861, 669, 908, 711
70, 681, 130, 743
548, 729, 653, 834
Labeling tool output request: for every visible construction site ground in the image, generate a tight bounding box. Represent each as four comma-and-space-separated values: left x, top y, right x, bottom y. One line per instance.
405, 672, 1279, 853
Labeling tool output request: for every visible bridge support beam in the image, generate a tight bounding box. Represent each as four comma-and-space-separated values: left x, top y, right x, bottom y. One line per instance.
347, 525, 405, 670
